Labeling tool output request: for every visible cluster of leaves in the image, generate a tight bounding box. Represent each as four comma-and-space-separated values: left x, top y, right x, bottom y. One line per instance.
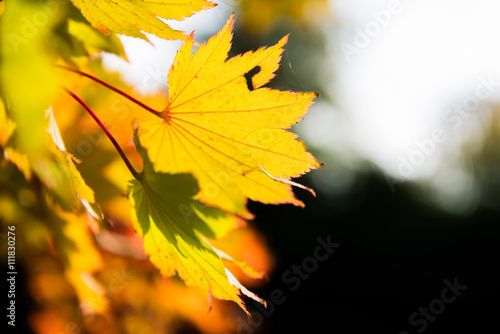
0, 0, 320, 331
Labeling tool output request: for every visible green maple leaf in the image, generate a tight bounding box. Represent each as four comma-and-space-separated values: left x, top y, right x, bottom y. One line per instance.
128, 133, 265, 312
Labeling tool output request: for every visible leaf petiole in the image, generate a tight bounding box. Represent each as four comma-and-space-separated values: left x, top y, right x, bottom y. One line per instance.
56, 65, 162, 117
63, 88, 142, 180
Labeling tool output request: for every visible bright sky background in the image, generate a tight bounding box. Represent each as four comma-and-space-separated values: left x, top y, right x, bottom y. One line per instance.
322, 0, 500, 212
332, 0, 500, 179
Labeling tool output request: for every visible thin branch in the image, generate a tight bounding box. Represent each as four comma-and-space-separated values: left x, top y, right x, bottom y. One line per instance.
56, 64, 162, 116
63, 87, 141, 179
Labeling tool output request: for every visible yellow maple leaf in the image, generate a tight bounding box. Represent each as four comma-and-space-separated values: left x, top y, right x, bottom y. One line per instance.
138, 14, 322, 216
70, 0, 216, 41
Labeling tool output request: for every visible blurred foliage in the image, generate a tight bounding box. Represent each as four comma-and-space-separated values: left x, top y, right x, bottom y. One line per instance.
0, 152, 274, 333
238, 0, 331, 35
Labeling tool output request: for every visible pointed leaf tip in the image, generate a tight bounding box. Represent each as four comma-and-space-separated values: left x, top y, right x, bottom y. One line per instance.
71, 0, 215, 41
138, 15, 322, 215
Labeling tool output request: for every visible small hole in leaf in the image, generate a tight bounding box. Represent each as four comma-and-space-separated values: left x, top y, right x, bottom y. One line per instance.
244, 66, 261, 91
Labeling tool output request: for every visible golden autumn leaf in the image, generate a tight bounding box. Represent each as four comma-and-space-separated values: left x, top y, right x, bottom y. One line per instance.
137, 14, 322, 216
70, 0, 216, 41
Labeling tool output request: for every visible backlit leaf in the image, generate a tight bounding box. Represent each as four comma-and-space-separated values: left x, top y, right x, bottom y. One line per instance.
128, 134, 262, 312
138, 15, 322, 216
67, 19, 126, 57
70, 0, 216, 41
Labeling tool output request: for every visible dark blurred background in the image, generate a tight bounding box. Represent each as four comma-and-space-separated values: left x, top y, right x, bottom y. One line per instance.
247, 171, 500, 334
226, 1, 500, 333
